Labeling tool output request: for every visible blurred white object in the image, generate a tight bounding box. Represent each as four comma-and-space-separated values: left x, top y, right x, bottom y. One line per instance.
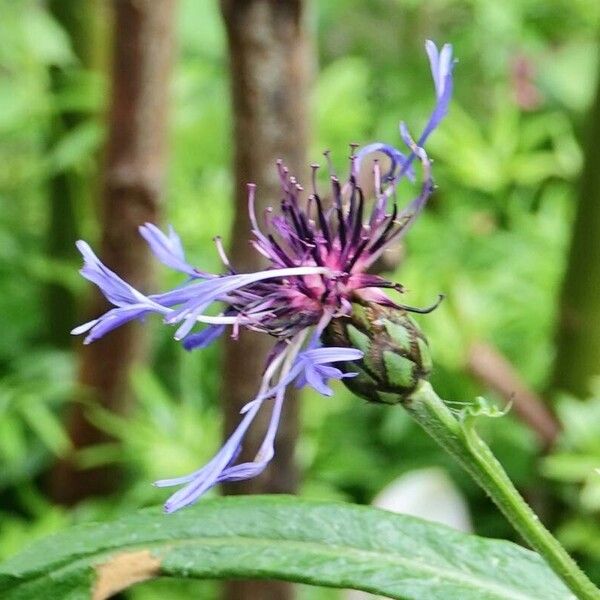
372, 467, 472, 531
345, 467, 472, 600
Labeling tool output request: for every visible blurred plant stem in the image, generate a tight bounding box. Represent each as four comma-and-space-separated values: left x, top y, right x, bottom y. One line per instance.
219, 1, 310, 598
551, 46, 600, 398
44, 1, 104, 347
406, 381, 600, 600
50, 0, 176, 504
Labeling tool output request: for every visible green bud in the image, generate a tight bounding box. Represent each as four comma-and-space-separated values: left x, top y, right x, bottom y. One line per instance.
322, 302, 432, 404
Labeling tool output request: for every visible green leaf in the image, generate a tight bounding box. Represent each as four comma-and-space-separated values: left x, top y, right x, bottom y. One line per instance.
18, 398, 72, 457
0, 496, 573, 600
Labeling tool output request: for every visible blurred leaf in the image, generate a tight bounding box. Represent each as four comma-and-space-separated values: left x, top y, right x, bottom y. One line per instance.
72, 368, 220, 508
0, 496, 574, 600
542, 454, 600, 483
0, 506, 68, 562
539, 41, 600, 112
542, 396, 600, 509
23, 4, 75, 66
18, 399, 72, 457
46, 119, 103, 174
130, 368, 178, 432
0, 351, 73, 491
314, 57, 371, 157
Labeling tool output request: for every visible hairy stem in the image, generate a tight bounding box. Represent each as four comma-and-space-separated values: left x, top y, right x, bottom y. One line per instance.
403, 381, 600, 600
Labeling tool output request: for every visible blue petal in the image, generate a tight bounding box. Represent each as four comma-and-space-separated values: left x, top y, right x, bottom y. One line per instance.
72, 241, 170, 343
357, 41, 454, 186
155, 265, 328, 339
72, 305, 154, 344
158, 384, 288, 512
76, 241, 148, 307
300, 347, 363, 364
182, 324, 226, 351
419, 41, 454, 146
139, 223, 206, 278
355, 143, 416, 182
303, 365, 334, 396
161, 400, 263, 512
290, 346, 362, 396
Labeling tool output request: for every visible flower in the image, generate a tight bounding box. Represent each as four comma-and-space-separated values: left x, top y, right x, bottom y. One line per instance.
72, 40, 454, 512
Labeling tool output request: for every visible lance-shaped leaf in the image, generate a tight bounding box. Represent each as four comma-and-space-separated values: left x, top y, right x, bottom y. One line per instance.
0, 496, 574, 600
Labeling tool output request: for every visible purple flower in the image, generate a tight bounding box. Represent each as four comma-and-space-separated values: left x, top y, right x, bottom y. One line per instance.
72, 41, 453, 511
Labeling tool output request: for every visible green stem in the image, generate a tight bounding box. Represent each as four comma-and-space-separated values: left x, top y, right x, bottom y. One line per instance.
405, 381, 600, 600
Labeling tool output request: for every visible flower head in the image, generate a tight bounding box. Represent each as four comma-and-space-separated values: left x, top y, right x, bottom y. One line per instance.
72, 41, 454, 511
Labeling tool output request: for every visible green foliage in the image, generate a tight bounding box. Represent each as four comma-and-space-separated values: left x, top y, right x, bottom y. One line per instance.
0, 496, 574, 600
0, 351, 73, 491
72, 367, 220, 510
542, 390, 600, 578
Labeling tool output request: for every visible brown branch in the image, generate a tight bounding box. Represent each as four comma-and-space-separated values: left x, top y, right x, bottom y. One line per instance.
51, 0, 177, 504
219, 1, 310, 599
468, 341, 560, 449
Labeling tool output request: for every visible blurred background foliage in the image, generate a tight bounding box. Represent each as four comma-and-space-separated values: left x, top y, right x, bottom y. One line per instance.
1, 0, 600, 598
